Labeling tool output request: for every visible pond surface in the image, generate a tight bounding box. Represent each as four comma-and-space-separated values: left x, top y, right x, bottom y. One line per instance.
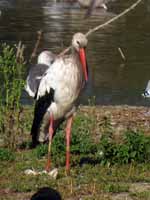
0, 0, 150, 106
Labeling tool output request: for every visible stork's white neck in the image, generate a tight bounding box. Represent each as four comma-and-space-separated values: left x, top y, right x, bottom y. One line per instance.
71, 48, 80, 65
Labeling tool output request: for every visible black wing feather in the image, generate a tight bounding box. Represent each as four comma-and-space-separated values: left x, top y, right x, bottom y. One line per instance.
31, 88, 54, 147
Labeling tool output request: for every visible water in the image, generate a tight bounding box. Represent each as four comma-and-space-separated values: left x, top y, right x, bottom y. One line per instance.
0, 0, 150, 106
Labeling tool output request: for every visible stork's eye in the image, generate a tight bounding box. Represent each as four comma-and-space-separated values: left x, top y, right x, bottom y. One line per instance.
76, 41, 80, 47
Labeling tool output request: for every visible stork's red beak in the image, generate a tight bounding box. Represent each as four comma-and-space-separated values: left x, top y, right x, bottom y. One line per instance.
79, 48, 88, 81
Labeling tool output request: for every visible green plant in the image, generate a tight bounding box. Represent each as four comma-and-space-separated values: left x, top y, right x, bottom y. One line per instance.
97, 131, 150, 165
0, 43, 25, 149
124, 130, 150, 163
34, 123, 150, 167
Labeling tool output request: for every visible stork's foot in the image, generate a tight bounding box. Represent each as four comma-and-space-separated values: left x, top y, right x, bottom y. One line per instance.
25, 168, 58, 179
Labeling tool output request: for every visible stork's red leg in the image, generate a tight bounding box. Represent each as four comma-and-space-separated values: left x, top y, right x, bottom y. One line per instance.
45, 114, 54, 172
65, 116, 73, 174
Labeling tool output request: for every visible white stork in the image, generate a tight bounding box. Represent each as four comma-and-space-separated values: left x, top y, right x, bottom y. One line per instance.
26, 33, 88, 173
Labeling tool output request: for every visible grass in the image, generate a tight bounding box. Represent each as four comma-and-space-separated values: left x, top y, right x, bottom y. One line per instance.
0, 108, 150, 200
0, 151, 150, 199
131, 191, 150, 200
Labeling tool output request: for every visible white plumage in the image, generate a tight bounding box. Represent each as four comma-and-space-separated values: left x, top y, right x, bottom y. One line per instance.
38, 57, 83, 119
142, 80, 150, 98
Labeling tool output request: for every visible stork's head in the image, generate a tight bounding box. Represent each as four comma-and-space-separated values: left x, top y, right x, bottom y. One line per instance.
72, 33, 88, 81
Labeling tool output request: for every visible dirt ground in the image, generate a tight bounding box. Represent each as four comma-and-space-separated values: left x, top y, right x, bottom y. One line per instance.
79, 105, 150, 137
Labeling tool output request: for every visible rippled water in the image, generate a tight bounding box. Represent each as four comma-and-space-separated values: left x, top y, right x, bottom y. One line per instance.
0, 0, 150, 106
